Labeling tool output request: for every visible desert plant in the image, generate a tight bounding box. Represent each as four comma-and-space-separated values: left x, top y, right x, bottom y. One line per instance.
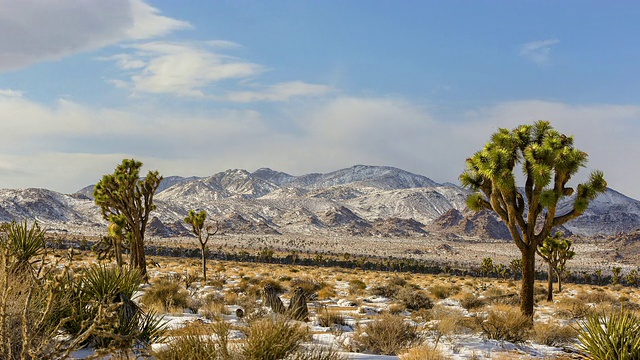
481, 257, 494, 278
459, 292, 486, 310
400, 345, 447, 360
242, 317, 310, 360
141, 278, 189, 313
317, 307, 348, 328
185, 209, 219, 282
537, 232, 575, 301
428, 284, 459, 299
476, 305, 532, 343
532, 320, 577, 346
460, 121, 607, 316
397, 288, 433, 311
348, 279, 367, 295
1, 220, 46, 273
354, 314, 420, 355
94, 158, 163, 280
576, 308, 640, 359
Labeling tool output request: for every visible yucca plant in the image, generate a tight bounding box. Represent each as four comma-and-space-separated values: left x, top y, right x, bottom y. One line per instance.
1, 221, 46, 273
576, 308, 640, 359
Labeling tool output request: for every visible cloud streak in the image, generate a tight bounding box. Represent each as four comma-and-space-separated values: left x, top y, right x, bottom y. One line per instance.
519, 38, 559, 64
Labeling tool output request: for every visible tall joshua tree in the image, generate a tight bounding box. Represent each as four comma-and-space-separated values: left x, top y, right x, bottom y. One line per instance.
460, 121, 606, 316
94, 159, 162, 280
185, 210, 218, 282
538, 232, 575, 301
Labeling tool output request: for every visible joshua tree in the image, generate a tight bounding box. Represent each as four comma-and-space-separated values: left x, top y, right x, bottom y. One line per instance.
509, 258, 524, 280
460, 121, 606, 316
481, 257, 494, 278
94, 159, 162, 280
537, 232, 575, 301
184, 210, 218, 282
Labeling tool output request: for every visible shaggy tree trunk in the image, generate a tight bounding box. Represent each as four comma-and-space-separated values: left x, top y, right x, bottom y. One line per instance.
287, 287, 309, 322
558, 272, 563, 293
201, 243, 207, 282
114, 239, 123, 268
520, 247, 537, 318
547, 263, 554, 302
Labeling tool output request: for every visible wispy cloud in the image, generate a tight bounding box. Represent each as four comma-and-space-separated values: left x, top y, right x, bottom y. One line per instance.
110, 41, 264, 97
0, 0, 190, 72
519, 38, 559, 64
224, 81, 334, 102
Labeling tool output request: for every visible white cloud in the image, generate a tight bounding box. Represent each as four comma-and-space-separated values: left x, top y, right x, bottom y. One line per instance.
0, 0, 189, 72
0, 89, 23, 97
225, 81, 334, 102
111, 41, 264, 96
519, 38, 559, 64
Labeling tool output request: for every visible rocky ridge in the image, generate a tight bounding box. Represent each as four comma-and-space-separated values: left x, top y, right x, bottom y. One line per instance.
0, 165, 637, 239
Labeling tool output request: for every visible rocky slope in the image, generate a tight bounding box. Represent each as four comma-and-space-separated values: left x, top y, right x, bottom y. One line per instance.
0, 165, 636, 239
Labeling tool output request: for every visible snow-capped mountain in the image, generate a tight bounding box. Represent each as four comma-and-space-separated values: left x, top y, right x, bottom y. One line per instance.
0, 165, 636, 239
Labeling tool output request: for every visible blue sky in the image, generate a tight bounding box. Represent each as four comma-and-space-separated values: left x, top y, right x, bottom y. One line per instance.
1, 1, 640, 199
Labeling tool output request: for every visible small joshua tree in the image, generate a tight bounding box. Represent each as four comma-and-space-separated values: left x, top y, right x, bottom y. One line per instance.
184, 210, 218, 282
537, 232, 575, 301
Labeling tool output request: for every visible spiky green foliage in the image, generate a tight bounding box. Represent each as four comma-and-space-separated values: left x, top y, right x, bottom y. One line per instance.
460, 121, 606, 316
577, 309, 640, 360
185, 210, 218, 282
538, 232, 575, 300
0, 221, 46, 273
94, 159, 162, 280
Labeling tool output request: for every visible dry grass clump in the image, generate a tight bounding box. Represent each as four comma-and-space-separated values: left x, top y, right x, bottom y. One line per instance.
290, 277, 325, 300
348, 279, 367, 296
316, 307, 348, 328
458, 292, 486, 310
399, 345, 447, 360
353, 314, 420, 355
396, 288, 433, 311
532, 320, 577, 346
243, 318, 310, 360
428, 284, 460, 299
555, 297, 593, 319
476, 305, 532, 343
576, 289, 618, 305
141, 278, 189, 313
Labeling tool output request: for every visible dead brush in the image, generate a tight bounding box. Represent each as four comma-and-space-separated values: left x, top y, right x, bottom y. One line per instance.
533, 320, 577, 346
475, 305, 532, 343
353, 314, 420, 355
399, 345, 447, 360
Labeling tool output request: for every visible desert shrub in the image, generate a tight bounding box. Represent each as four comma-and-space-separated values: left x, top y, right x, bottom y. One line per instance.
260, 278, 285, 294
155, 321, 232, 360
428, 284, 460, 299
242, 318, 310, 360
396, 288, 433, 311
576, 308, 640, 360
555, 297, 593, 319
316, 308, 348, 328
369, 283, 401, 298
155, 333, 220, 360
400, 345, 447, 360
533, 321, 577, 346
353, 314, 420, 355
141, 278, 189, 312
317, 284, 337, 299
476, 305, 531, 343
348, 279, 367, 295
459, 292, 486, 310
290, 277, 325, 300
284, 346, 346, 360
577, 290, 617, 305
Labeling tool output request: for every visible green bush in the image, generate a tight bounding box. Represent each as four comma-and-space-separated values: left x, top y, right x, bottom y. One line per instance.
577, 308, 640, 359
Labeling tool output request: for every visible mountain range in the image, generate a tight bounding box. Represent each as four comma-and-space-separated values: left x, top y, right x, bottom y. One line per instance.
1, 165, 639, 239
